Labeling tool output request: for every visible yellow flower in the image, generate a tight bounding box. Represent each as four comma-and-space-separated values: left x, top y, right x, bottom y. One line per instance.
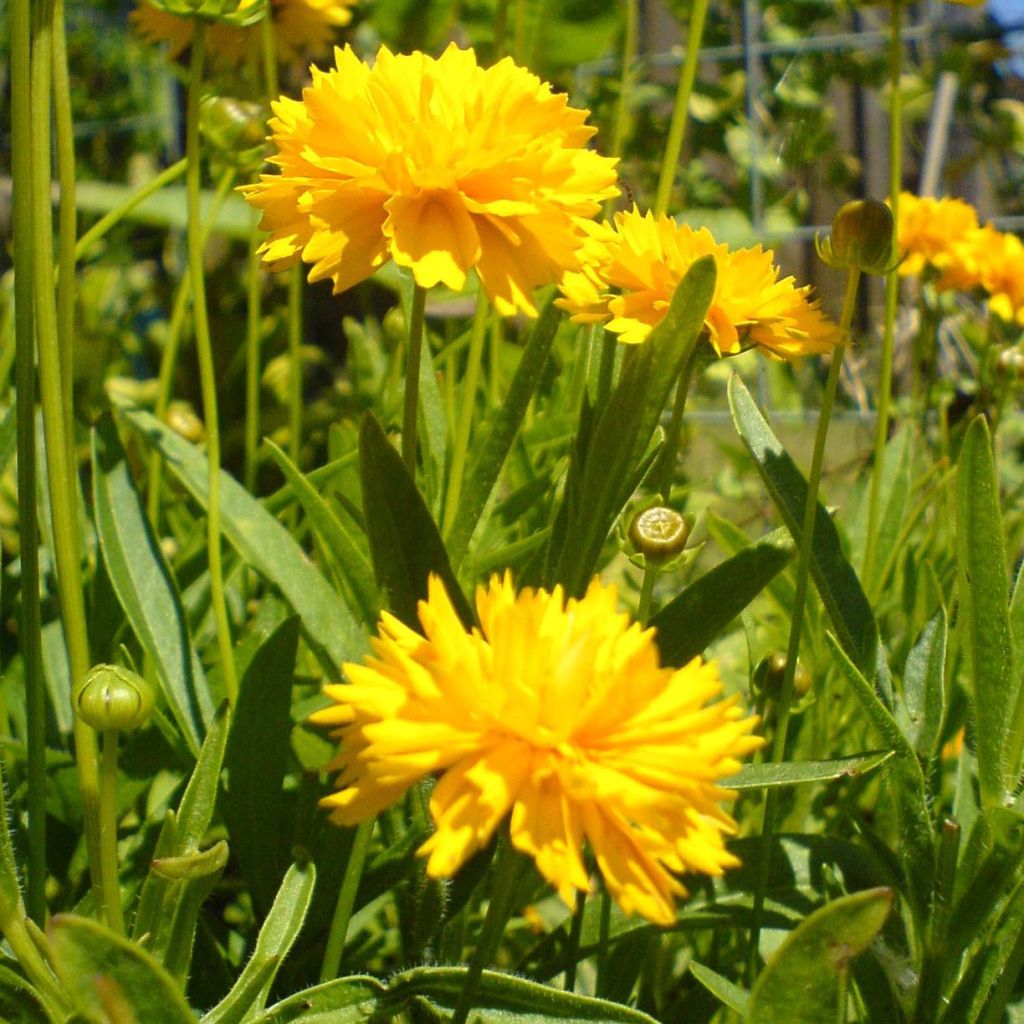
970, 227, 1024, 325
242, 45, 619, 316
558, 207, 840, 358
895, 192, 981, 282
131, 0, 355, 65
311, 573, 760, 926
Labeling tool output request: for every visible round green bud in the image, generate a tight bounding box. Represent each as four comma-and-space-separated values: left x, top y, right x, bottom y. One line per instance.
145, 0, 267, 26
628, 506, 691, 562
755, 652, 811, 699
74, 665, 156, 732
165, 400, 205, 444
817, 199, 897, 276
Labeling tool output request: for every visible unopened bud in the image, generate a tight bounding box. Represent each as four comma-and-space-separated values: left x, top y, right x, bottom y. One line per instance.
755, 652, 811, 699
996, 348, 1024, 381
74, 665, 156, 732
628, 506, 691, 562
145, 0, 267, 26
817, 199, 897, 275
165, 400, 205, 444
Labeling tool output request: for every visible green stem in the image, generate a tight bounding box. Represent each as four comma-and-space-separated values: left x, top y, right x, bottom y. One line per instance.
11, 0, 46, 929
863, 0, 903, 581
494, 0, 509, 58
595, 329, 617, 407
402, 285, 428, 474
442, 291, 489, 536
98, 732, 124, 934
319, 819, 374, 982
51, 0, 76, 456
75, 159, 187, 261
147, 168, 236, 529
747, 267, 861, 979
451, 840, 523, 1024
244, 233, 263, 494
637, 571, 656, 625
287, 266, 303, 473
610, 0, 638, 162
259, 11, 279, 100
562, 890, 587, 991
653, 0, 709, 217
30, 0, 105, 909
595, 888, 612, 997
655, 348, 697, 499
186, 22, 238, 705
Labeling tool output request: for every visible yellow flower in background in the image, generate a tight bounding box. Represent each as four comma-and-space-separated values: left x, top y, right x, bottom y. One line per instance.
311, 573, 760, 926
895, 192, 981, 283
970, 227, 1024, 325
558, 207, 841, 358
242, 44, 619, 316
131, 0, 355, 65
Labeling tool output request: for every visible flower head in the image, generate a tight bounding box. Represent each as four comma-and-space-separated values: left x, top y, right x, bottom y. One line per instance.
132, 0, 354, 65
242, 45, 619, 316
558, 207, 840, 358
311, 573, 760, 925
895, 192, 981, 283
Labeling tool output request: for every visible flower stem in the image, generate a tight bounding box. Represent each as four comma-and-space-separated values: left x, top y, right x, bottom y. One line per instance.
51, 0, 76, 456
98, 731, 125, 934
30, 0, 105, 909
863, 0, 903, 581
654, 0, 709, 217
186, 21, 238, 705
75, 159, 187, 262
595, 888, 612, 997
287, 265, 303, 475
443, 291, 489, 536
402, 285, 428, 475
611, 0, 638, 162
595, 329, 617, 407
747, 267, 861, 978
244, 233, 263, 494
319, 818, 374, 982
562, 890, 587, 991
11, 0, 46, 928
451, 839, 523, 1024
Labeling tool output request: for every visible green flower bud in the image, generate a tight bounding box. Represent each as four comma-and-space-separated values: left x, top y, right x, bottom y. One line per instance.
199, 96, 268, 176
816, 199, 897, 275
996, 347, 1024, 382
628, 506, 692, 563
754, 652, 811, 699
165, 400, 205, 444
74, 665, 156, 732
145, 0, 267, 26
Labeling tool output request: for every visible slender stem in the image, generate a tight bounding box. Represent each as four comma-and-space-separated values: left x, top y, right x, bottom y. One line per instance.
98, 732, 124, 934
319, 818, 374, 982
75, 159, 187, 261
595, 888, 612, 997
488, 313, 502, 406
11, 0, 46, 928
287, 266, 303, 473
443, 292, 489, 536
30, 0, 105, 907
259, 11, 279, 100
595, 329, 617, 407
147, 168, 236, 529
402, 285, 428, 474
186, 22, 238, 705
863, 0, 903, 580
747, 268, 861, 980
637, 571, 656, 625
655, 348, 698, 499
611, 0, 638, 162
452, 840, 523, 1024
244, 233, 263, 494
494, 0, 510, 58
562, 890, 587, 992
653, 0, 709, 217
51, 0, 76, 456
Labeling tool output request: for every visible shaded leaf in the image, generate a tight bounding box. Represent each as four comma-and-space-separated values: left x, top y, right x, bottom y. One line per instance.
897, 608, 948, 760
689, 961, 750, 1016
725, 751, 893, 791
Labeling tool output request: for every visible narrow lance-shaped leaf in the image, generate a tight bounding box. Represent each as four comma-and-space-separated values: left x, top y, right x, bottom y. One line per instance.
555, 256, 716, 596
956, 416, 1015, 805
446, 297, 562, 569
725, 751, 893, 791
92, 413, 210, 754
897, 607, 948, 761
728, 375, 881, 680
114, 402, 367, 672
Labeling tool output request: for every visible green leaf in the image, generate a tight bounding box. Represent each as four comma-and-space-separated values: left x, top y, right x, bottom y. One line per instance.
48, 914, 196, 1024
554, 257, 716, 596
728, 375, 880, 679
203, 861, 317, 1024
650, 529, 793, 666
446, 298, 562, 569
390, 967, 661, 1023
417, 332, 448, 519
358, 413, 472, 627
747, 889, 893, 1024
897, 607, 948, 761
263, 441, 378, 627
223, 616, 298, 913
114, 402, 367, 671
92, 412, 211, 755
247, 977, 385, 1024
826, 633, 934, 918
957, 416, 1015, 807
689, 961, 750, 1016
725, 751, 893, 791
0, 964, 50, 1024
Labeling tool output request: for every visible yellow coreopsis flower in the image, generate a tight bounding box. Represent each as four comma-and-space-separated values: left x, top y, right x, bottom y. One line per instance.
558, 207, 841, 358
895, 192, 981, 283
970, 226, 1024, 325
131, 0, 355, 65
242, 44, 619, 316
311, 573, 760, 926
